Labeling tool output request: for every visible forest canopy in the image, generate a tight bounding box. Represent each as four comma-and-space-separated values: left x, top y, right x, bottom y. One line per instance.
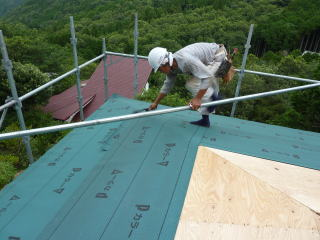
0, 0, 319, 188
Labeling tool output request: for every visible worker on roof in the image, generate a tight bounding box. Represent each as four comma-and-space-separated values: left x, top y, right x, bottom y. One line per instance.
147, 42, 230, 128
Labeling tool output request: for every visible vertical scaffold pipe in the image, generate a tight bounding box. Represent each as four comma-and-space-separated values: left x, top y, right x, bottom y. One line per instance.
70, 16, 84, 121
0, 105, 8, 131
230, 24, 254, 117
0, 108, 7, 129
133, 13, 139, 96
0, 30, 34, 163
102, 38, 108, 101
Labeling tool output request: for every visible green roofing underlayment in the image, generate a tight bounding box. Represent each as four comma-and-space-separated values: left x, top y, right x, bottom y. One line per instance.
0, 95, 319, 240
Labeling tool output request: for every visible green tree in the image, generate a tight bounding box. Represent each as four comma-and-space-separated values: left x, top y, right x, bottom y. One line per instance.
0, 0, 26, 16
0, 123, 27, 165
269, 87, 320, 132
0, 158, 17, 189
6, 35, 73, 74
0, 62, 51, 108
136, 87, 190, 107
277, 55, 308, 76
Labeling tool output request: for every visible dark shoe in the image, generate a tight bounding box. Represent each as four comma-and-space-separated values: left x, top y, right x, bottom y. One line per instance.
190, 115, 210, 128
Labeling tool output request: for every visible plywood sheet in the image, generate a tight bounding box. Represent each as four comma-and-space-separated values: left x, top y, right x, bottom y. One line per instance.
176, 222, 320, 240
208, 148, 320, 213
175, 146, 320, 240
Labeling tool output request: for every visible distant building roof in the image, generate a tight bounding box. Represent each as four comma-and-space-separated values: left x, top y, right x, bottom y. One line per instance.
44, 55, 151, 121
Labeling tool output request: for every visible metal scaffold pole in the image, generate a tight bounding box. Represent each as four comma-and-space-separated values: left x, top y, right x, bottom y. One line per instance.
102, 38, 108, 101
0, 108, 7, 129
70, 16, 85, 121
133, 13, 139, 96
0, 50, 318, 114
1, 81, 320, 141
0, 97, 11, 129
0, 30, 34, 163
231, 24, 254, 117
0, 52, 148, 113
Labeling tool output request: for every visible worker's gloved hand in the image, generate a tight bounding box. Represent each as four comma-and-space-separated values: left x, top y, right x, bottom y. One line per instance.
148, 103, 158, 111
189, 98, 201, 110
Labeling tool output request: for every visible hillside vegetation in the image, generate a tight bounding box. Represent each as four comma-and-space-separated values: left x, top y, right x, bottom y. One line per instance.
0, 0, 319, 188
0, 0, 26, 16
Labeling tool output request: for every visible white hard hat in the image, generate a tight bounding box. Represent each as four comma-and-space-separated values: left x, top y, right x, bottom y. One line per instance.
148, 47, 172, 72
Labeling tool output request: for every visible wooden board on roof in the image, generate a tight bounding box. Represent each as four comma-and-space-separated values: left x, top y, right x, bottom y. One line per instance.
208, 147, 320, 214
174, 146, 320, 240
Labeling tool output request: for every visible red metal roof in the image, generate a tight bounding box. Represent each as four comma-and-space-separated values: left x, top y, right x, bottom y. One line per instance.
44, 55, 151, 121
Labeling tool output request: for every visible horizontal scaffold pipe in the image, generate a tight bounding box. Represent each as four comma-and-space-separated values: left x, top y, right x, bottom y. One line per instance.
237, 69, 320, 83
1, 50, 318, 112
0, 52, 147, 112
0, 55, 106, 112
0, 55, 103, 112
105, 52, 319, 83
104, 51, 148, 60
0, 68, 76, 112
0, 81, 319, 141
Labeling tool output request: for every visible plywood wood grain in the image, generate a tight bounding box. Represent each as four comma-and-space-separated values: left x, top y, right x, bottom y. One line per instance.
176, 221, 320, 240
208, 148, 320, 213
175, 146, 320, 240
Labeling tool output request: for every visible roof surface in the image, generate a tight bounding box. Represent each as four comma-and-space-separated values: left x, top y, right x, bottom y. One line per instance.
43, 55, 151, 121
0, 95, 319, 239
